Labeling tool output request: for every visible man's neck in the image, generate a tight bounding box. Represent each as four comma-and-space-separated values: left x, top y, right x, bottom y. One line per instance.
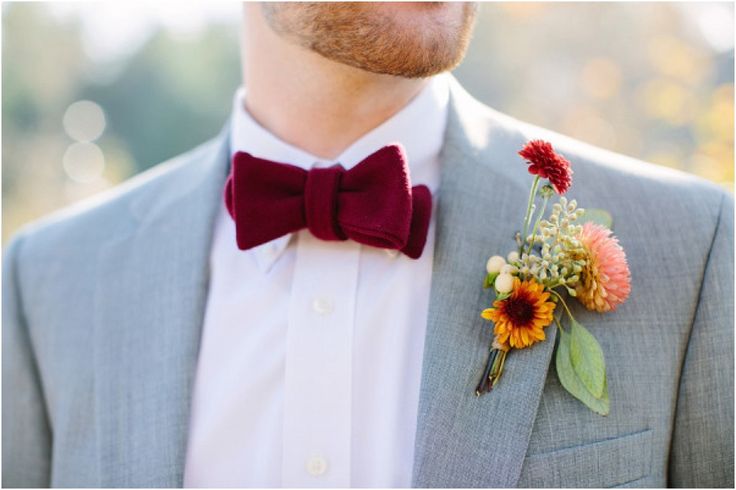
241, 4, 428, 160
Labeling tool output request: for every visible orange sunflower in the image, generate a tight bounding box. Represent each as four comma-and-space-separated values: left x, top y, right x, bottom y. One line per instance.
481, 277, 556, 349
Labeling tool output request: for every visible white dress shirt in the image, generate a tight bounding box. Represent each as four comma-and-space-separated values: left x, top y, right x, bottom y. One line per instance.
183, 74, 450, 487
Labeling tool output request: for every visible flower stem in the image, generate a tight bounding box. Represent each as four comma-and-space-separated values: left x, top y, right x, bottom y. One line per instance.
550, 289, 575, 322
520, 176, 541, 255
526, 194, 550, 256
554, 315, 564, 332
491, 350, 508, 389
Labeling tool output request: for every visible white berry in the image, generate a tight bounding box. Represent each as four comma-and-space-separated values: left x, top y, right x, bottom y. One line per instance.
486, 255, 506, 274
495, 273, 515, 294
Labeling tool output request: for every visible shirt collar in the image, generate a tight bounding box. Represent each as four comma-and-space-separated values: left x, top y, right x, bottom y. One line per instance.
228, 74, 450, 272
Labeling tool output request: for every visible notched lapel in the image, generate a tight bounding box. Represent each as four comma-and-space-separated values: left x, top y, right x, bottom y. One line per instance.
94, 131, 230, 486
413, 80, 557, 488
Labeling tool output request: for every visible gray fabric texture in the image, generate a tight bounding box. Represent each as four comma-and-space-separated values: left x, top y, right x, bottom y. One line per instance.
3, 78, 733, 487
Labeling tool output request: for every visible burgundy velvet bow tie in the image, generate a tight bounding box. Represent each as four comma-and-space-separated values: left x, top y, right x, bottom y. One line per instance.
224, 144, 432, 259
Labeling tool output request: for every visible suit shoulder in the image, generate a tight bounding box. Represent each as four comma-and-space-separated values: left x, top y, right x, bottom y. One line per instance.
6, 136, 223, 263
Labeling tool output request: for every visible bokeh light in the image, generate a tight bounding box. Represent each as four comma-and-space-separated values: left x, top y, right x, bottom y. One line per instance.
63, 100, 106, 142
581, 58, 622, 101
62, 142, 105, 184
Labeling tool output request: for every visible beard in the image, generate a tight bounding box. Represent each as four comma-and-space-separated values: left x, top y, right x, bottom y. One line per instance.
261, 2, 478, 79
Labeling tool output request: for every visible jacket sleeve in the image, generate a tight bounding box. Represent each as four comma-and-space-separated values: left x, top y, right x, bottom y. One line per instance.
668, 193, 734, 487
2, 233, 52, 488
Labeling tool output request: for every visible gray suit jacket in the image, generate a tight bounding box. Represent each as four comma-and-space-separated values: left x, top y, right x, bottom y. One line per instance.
3, 78, 733, 488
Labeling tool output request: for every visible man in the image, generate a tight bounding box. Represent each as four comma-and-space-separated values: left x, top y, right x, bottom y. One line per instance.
3, 3, 733, 488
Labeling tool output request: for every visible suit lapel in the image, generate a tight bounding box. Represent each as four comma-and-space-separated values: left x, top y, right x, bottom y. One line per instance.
94, 130, 230, 486
412, 79, 557, 487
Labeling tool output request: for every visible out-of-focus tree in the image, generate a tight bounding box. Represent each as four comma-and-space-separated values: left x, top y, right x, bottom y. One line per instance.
457, 3, 733, 186
81, 28, 240, 172
3, 4, 88, 238
2, 4, 240, 241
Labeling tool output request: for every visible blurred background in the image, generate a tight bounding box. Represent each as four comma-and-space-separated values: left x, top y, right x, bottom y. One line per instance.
3, 2, 734, 242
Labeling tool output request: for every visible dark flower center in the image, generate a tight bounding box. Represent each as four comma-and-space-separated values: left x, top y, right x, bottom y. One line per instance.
503, 295, 535, 327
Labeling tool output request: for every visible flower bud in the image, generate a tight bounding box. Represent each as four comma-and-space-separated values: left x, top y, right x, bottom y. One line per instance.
495, 273, 515, 294
539, 184, 555, 199
507, 251, 520, 263
486, 255, 506, 274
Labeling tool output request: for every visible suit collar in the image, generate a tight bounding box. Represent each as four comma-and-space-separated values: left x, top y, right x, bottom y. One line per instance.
94, 126, 230, 486
412, 78, 556, 487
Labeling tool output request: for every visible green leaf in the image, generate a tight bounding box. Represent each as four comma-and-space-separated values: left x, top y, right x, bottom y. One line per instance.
556, 329, 610, 416
483, 272, 499, 289
569, 320, 606, 398
580, 208, 613, 229
495, 291, 511, 301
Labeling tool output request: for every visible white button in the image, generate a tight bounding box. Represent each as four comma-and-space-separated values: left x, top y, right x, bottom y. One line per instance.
306, 455, 328, 476
384, 249, 399, 259
312, 297, 334, 315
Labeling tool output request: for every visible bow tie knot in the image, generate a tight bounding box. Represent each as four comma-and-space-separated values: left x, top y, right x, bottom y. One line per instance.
304, 165, 346, 242
224, 144, 432, 259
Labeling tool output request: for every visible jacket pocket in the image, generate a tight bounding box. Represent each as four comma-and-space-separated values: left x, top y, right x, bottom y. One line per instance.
517, 429, 654, 488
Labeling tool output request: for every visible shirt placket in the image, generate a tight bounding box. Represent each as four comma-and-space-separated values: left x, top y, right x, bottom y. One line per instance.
282, 231, 358, 487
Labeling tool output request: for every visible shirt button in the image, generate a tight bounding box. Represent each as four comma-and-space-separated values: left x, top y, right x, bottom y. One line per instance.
312, 297, 334, 315
306, 455, 328, 476
384, 249, 399, 259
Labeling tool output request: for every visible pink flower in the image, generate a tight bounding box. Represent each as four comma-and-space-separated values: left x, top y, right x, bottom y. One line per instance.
518, 140, 573, 194
576, 222, 631, 312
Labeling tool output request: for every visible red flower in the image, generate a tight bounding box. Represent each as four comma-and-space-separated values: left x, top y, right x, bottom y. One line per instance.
518, 140, 573, 194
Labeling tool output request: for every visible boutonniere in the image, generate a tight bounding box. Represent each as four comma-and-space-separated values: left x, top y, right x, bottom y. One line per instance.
475, 140, 631, 415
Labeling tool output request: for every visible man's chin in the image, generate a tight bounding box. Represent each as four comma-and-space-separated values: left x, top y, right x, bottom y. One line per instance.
263, 2, 477, 80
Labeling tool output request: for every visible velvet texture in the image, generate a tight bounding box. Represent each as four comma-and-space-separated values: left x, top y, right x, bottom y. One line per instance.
224, 144, 432, 259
